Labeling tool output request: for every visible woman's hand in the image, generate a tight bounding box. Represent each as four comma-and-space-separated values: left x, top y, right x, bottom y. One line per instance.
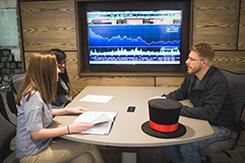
69, 122, 93, 134
52, 106, 88, 116
66, 106, 88, 115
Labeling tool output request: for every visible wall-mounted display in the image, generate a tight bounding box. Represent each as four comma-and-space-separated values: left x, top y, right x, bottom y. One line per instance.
76, 0, 191, 75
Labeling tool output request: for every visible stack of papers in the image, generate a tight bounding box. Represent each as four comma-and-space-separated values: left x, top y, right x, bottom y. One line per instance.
74, 111, 117, 135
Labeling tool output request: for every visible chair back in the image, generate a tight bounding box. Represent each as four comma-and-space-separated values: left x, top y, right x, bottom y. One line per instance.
0, 94, 10, 121
7, 73, 26, 116
201, 70, 245, 157
0, 112, 16, 162
221, 69, 245, 132
6, 88, 18, 115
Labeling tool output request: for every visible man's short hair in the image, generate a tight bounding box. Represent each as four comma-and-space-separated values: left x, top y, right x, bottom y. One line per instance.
192, 43, 215, 62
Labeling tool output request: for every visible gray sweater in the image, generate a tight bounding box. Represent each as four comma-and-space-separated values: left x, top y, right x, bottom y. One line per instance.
166, 66, 236, 130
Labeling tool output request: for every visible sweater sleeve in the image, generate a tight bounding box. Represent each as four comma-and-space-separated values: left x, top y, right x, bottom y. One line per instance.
166, 77, 189, 101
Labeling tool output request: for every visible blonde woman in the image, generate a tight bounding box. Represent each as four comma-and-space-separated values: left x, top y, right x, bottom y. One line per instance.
16, 52, 104, 163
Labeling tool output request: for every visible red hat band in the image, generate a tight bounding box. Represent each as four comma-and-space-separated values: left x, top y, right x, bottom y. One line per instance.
149, 120, 179, 133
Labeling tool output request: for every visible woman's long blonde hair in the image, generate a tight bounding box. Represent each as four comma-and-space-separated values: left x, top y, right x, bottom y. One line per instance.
16, 52, 57, 105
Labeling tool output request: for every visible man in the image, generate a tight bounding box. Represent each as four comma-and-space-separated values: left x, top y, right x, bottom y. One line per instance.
155, 43, 235, 163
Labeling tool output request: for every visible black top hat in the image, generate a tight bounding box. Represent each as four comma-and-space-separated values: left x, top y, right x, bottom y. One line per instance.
142, 98, 186, 138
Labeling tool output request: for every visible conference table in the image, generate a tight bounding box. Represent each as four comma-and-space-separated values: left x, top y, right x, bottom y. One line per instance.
51, 86, 214, 163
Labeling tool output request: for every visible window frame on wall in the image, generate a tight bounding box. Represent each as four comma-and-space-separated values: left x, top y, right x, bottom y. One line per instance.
0, 0, 25, 88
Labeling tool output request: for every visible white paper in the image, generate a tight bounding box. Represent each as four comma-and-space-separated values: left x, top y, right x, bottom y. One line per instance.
80, 95, 113, 103
74, 111, 117, 135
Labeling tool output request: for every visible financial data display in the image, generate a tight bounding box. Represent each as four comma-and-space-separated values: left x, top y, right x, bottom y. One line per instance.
87, 10, 182, 65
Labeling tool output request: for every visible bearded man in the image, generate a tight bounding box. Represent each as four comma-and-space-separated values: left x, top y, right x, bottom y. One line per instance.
153, 43, 235, 163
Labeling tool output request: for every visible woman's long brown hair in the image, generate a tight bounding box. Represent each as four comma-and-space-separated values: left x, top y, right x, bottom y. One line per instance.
16, 52, 57, 105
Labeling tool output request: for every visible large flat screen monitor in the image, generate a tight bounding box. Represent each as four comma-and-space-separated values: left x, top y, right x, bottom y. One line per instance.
76, 0, 191, 74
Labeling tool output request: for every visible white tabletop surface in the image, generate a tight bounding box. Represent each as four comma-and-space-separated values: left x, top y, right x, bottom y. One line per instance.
51, 86, 214, 147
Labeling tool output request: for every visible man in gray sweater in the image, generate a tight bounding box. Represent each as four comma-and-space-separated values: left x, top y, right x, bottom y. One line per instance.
155, 43, 235, 163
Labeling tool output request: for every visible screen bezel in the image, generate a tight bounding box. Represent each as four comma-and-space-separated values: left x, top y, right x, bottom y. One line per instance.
76, 0, 191, 74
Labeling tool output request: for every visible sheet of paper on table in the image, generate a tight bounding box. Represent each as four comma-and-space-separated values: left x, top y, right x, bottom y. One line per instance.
79, 95, 113, 103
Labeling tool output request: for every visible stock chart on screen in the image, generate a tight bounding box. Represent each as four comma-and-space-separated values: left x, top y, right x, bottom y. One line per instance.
87, 10, 182, 65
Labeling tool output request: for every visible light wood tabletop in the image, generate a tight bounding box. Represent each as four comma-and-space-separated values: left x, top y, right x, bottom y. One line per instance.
51, 86, 214, 147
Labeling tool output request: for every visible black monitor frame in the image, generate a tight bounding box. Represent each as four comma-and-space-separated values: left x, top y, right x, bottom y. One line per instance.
76, 0, 191, 76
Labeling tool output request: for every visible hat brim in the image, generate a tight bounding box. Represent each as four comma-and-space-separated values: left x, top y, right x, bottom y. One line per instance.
141, 121, 186, 138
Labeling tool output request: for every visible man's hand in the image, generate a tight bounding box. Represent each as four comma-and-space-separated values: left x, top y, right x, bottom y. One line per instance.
148, 96, 166, 101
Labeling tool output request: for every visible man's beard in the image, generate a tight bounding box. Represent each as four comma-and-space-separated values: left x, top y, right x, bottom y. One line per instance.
187, 66, 201, 75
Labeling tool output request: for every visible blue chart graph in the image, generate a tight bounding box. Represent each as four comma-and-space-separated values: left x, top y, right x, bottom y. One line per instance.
89, 24, 180, 47
88, 24, 181, 64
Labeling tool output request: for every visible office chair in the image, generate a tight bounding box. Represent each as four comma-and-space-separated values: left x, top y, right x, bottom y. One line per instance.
0, 94, 11, 121
201, 69, 245, 162
0, 82, 18, 126
6, 73, 26, 116
11, 73, 26, 94
2, 73, 26, 119
0, 112, 17, 163
6, 85, 18, 116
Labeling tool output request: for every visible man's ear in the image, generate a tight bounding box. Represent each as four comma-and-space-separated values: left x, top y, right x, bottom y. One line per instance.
201, 59, 208, 67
